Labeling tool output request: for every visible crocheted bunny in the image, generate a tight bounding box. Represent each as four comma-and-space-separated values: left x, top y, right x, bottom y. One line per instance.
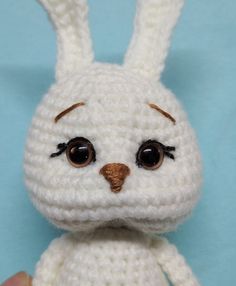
24, 0, 202, 285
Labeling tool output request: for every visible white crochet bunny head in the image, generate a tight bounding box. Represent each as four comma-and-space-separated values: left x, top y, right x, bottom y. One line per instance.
24, 0, 202, 233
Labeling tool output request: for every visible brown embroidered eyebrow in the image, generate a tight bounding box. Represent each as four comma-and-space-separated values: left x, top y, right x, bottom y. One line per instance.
54, 102, 85, 123
148, 103, 176, 125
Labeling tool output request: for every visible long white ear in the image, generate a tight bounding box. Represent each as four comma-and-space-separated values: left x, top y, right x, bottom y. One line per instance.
39, 0, 94, 81
124, 0, 184, 80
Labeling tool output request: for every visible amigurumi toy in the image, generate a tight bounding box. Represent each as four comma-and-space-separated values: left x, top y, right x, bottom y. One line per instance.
24, 0, 202, 285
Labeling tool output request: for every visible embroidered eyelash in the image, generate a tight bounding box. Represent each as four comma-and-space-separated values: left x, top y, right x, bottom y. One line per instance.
50, 143, 67, 158
50, 138, 81, 158
160, 144, 176, 160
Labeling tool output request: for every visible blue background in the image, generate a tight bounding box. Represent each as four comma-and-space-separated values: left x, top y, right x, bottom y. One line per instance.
0, 0, 235, 285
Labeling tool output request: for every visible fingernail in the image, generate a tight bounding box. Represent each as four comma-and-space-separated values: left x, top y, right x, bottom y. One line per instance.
2, 272, 32, 286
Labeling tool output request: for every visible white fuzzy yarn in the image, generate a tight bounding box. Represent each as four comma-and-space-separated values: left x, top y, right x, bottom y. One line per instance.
39, 0, 94, 80
125, 0, 184, 80
24, 0, 202, 285
33, 228, 200, 286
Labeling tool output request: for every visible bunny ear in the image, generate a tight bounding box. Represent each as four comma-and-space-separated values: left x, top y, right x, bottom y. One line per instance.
39, 0, 94, 81
124, 0, 184, 80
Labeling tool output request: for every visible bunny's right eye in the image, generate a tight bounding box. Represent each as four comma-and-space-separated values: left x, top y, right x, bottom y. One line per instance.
50, 137, 96, 168
66, 137, 96, 168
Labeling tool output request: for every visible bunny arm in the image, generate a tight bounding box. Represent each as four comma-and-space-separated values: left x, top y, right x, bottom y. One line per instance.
33, 234, 75, 286
153, 237, 200, 286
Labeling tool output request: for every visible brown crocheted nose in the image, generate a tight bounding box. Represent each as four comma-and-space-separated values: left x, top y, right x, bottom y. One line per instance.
100, 163, 130, 193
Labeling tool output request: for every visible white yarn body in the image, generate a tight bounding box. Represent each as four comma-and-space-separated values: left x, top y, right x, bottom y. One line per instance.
33, 228, 199, 286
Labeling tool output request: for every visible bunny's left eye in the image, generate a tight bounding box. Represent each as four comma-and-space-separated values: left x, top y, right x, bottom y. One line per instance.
50, 137, 96, 168
136, 140, 175, 170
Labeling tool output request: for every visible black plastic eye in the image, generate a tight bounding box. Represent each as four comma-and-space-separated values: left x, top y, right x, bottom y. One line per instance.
136, 140, 175, 170
136, 141, 164, 170
66, 137, 96, 168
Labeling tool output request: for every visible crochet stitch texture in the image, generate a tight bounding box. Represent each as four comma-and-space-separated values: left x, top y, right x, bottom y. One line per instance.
24, 0, 202, 285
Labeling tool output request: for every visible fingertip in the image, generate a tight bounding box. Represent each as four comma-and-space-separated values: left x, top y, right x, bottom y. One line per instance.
2, 272, 32, 286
